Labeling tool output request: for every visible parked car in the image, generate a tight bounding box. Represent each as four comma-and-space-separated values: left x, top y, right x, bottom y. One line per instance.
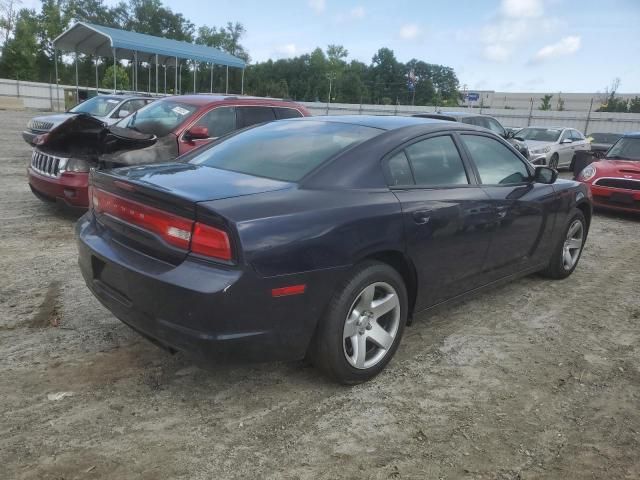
586, 132, 623, 158
514, 127, 590, 168
28, 95, 310, 209
413, 112, 530, 159
577, 132, 640, 213
22, 94, 154, 145
77, 115, 592, 384
506, 126, 523, 136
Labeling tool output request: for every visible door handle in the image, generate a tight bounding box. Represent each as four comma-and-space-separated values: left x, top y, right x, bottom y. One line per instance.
412, 210, 431, 225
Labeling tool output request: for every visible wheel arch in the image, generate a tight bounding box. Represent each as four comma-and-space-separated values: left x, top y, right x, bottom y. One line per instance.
360, 249, 418, 323
576, 200, 592, 231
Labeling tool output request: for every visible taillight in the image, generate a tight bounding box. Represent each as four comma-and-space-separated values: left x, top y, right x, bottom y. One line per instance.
191, 222, 232, 261
92, 187, 233, 261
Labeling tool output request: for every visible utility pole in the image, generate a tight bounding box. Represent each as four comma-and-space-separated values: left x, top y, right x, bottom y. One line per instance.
326, 73, 336, 114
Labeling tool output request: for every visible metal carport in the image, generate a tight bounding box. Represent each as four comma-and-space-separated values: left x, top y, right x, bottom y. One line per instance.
53, 22, 247, 104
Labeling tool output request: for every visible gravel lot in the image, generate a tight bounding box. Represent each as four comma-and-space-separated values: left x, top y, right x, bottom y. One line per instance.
1, 110, 639, 480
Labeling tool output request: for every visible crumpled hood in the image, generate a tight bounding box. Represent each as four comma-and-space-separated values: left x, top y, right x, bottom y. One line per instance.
34, 114, 171, 166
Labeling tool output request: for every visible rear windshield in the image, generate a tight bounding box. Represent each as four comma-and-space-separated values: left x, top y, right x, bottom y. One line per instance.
589, 133, 622, 144
606, 137, 640, 161
70, 96, 120, 116
189, 120, 381, 181
115, 100, 198, 136
515, 128, 562, 142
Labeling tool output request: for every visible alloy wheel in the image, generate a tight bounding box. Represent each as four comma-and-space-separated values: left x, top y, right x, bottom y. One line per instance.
562, 219, 584, 270
343, 282, 401, 369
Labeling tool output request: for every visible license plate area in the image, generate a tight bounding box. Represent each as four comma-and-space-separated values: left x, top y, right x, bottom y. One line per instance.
609, 192, 634, 204
92, 255, 131, 306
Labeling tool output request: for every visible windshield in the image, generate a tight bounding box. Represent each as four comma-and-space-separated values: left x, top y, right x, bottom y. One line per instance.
69, 96, 121, 116
115, 100, 198, 136
606, 137, 640, 161
189, 120, 381, 182
589, 133, 622, 144
515, 128, 562, 142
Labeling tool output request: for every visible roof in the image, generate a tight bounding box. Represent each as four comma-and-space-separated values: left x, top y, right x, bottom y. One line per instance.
153, 94, 302, 107
294, 115, 451, 130
54, 22, 245, 68
622, 132, 640, 138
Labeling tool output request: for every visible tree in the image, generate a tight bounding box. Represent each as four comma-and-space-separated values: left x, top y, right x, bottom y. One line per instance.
629, 96, 640, 114
102, 63, 130, 90
0, 8, 38, 80
0, 0, 21, 47
557, 94, 565, 111
539, 94, 553, 110
596, 77, 629, 112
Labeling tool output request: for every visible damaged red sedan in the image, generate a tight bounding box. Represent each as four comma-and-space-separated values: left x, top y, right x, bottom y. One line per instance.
577, 132, 640, 213
27, 95, 310, 209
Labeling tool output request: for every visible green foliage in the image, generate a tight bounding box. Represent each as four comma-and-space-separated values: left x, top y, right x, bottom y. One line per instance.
597, 97, 629, 112
539, 94, 553, 111
0, 0, 460, 105
101, 63, 130, 90
629, 96, 640, 114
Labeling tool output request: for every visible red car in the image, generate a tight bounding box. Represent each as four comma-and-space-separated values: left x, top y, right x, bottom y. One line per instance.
577, 132, 640, 213
28, 95, 311, 209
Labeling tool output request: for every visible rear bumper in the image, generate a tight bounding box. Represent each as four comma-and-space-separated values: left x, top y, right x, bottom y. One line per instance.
76, 214, 344, 363
589, 184, 640, 213
28, 168, 89, 208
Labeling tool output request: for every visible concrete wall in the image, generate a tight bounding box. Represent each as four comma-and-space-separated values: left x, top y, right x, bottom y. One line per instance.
0, 78, 68, 111
300, 102, 640, 135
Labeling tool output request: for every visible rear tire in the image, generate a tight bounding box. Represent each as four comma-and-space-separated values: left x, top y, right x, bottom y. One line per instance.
540, 209, 586, 279
309, 261, 408, 384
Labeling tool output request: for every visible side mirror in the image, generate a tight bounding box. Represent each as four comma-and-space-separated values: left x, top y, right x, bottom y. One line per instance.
561, 138, 573, 144
534, 165, 558, 184
185, 125, 209, 140
117, 109, 130, 118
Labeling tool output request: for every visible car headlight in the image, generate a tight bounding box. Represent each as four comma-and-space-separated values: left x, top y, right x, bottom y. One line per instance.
578, 164, 596, 182
63, 158, 91, 173
532, 146, 551, 155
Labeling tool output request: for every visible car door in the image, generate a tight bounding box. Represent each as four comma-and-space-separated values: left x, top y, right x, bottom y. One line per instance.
236, 106, 277, 129
459, 133, 557, 279
571, 129, 589, 153
179, 106, 237, 155
557, 129, 574, 166
386, 133, 495, 309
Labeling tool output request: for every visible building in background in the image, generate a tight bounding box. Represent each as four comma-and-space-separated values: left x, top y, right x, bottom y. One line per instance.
462, 91, 640, 112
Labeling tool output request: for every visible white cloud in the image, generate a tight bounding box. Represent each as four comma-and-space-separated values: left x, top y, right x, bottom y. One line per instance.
532, 35, 581, 62
308, 0, 325, 14
351, 6, 365, 18
399, 24, 420, 40
483, 44, 511, 63
501, 0, 544, 18
334, 6, 365, 23
274, 44, 298, 58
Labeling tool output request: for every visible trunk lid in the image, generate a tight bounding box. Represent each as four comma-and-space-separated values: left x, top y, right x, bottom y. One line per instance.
90, 165, 293, 264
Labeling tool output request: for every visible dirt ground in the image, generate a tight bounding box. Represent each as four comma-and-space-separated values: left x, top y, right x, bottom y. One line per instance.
1, 110, 639, 480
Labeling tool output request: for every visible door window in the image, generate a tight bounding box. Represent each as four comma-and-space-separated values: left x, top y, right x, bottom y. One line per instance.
237, 106, 276, 129
461, 134, 530, 185
404, 135, 469, 186
484, 117, 507, 137
571, 130, 585, 141
193, 107, 236, 138
560, 130, 572, 142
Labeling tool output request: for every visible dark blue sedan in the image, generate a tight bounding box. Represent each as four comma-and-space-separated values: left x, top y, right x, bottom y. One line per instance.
77, 116, 592, 384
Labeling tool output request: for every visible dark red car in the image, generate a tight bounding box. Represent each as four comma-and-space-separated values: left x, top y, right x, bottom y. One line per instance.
577, 132, 640, 213
28, 95, 310, 209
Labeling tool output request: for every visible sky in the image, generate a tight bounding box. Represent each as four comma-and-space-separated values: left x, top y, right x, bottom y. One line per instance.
24, 0, 640, 93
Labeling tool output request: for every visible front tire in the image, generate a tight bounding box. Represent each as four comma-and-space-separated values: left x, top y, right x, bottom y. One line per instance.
549, 153, 559, 169
309, 261, 408, 384
541, 209, 586, 279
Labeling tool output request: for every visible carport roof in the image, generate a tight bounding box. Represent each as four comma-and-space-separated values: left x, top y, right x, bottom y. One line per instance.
53, 22, 246, 68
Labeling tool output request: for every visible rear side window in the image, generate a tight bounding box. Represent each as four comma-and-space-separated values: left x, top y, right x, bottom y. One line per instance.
237, 106, 276, 129
461, 134, 530, 185
484, 117, 506, 136
190, 120, 381, 182
404, 135, 469, 186
274, 107, 303, 119
193, 107, 236, 138
387, 151, 414, 186
571, 130, 585, 141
